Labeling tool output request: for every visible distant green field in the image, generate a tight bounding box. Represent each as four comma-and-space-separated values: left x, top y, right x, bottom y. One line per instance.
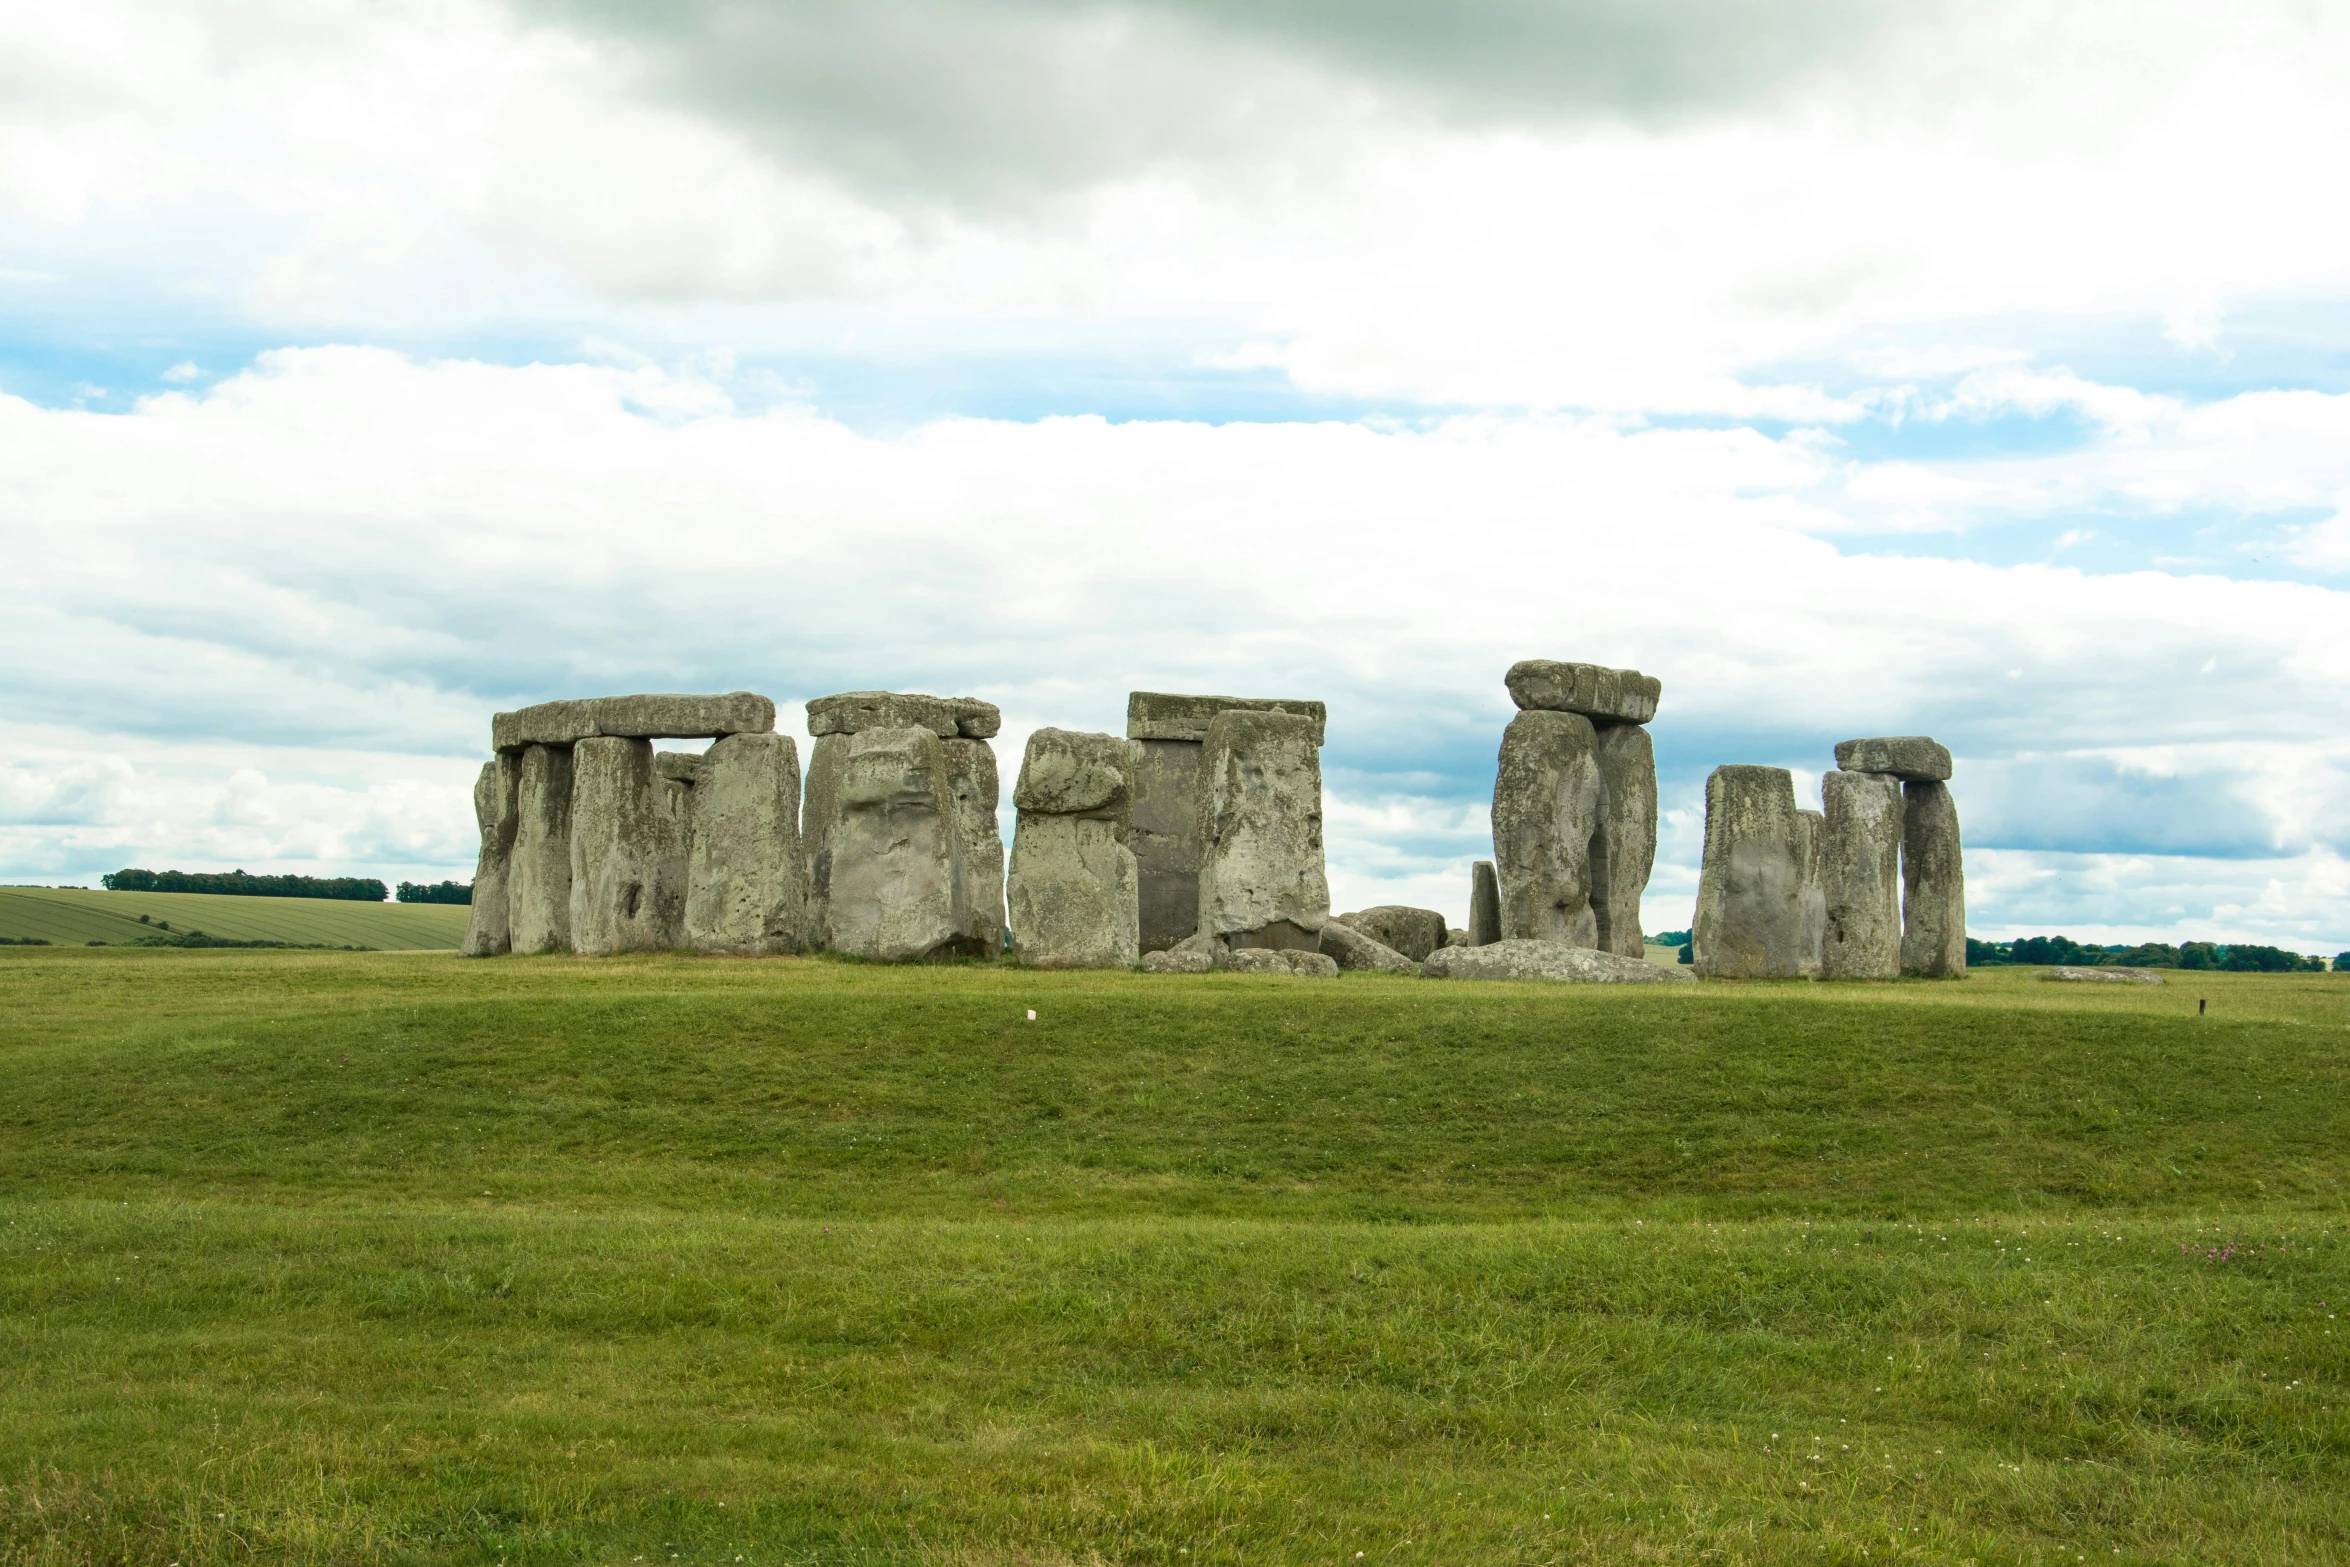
1, 951, 2345, 1565
0, 885, 469, 950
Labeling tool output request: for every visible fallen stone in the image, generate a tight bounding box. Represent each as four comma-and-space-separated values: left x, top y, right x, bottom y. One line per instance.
1491, 710, 1601, 947
569, 736, 661, 956
1504, 661, 1662, 725
1316, 917, 1420, 974
507, 743, 574, 954
1223, 948, 1340, 978
805, 691, 959, 738
943, 737, 1005, 958
1469, 860, 1501, 946
1834, 736, 1953, 783
824, 726, 965, 961
1127, 691, 1327, 744
1335, 905, 1448, 963
1692, 765, 1810, 979
1196, 710, 1330, 941
1225, 919, 1324, 953
495, 693, 774, 751
1130, 737, 1204, 953
1422, 939, 1696, 984
1012, 728, 1135, 817
2046, 965, 2164, 985
1820, 769, 1903, 980
459, 754, 519, 957
1445, 927, 1472, 947
1590, 721, 1658, 957
1141, 945, 1217, 974
1901, 780, 1967, 978
684, 731, 807, 954
947, 698, 1002, 739
1795, 807, 1826, 978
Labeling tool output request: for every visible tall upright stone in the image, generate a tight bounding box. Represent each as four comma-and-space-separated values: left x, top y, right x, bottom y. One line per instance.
1469, 860, 1502, 947
508, 743, 574, 954
685, 731, 807, 955
1901, 780, 1967, 977
1820, 769, 1904, 980
1008, 728, 1139, 968
944, 737, 1006, 958
1794, 806, 1827, 978
648, 751, 699, 950
824, 726, 965, 961
1195, 710, 1329, 950
1491, 709, 1601, 946
569, 736, 661, 956
1589, 722, 1657, 957
1692, 765, 1809, 979
801, 733, 847, 944
459, 754, 519, 957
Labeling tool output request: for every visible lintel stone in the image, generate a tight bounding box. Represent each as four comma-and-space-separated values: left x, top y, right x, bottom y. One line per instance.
1834, 736, 1953, 782
494, 692, 775, 751
1504, 661, 1662, 725
1126, 692, 1327, 745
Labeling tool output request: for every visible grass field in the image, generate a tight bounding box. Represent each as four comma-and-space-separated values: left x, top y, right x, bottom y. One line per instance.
2, 949, 2345, 1565
0, 885, 470, 950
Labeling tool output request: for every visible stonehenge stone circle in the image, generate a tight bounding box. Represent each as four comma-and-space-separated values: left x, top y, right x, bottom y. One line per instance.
684, 731, 807, 955
1590, 721, 1658, 956
1469, 860, 1501, 947
1335, 905, 1448, 963
1492, 709, 1602, 946
1317, 916, 1421, 973
1007, 728, 1140, 969
459, 754, 518, 957
1692, 765, 1811, 979
823, 726, 966, 961
1422, 940, 1695, 984
1820, 769, 1903, 979
1196, 709, 1331, 951
1505, 660, 1662, 725
1900, 779, 1967, 977
507, 743, 574, 954
569, 736, 662, 956
1834, 736, 1953, 783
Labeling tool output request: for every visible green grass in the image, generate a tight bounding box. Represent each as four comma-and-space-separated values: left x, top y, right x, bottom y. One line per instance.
3, 949, 2346, 1564
0, 885, 470, 950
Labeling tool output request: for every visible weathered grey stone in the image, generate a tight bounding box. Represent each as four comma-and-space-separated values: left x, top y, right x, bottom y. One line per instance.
1692, 765, 1810, 979
1225, 919, 1323, 952
684, 731, 807, 955
459, 755, 519, 957
799, 734, 845, 942
1445, 926, 1471, 947
947, 698, 1002, 740
1795, 807, 1826, 979
495, 693, 774, 751
805, 691, 959, 738
942, 738, 1005, 958
654, 750, 704, 785
1317, 917, 1420, 974
1504, 661, 1662, 725
824, 726, 965, 961
649, 766, 694, 949
1127, 691, 1326, 744
1901, 780, 1967, 978
1132, 738, 1204, 953
2046, 966, 2163, 985
568, 736, 661, 956
1141, 945, 1217, 974
1335, 906, 1448, 963
1491, 710, 1601, 947
507, 743, 573, 954
1009, 815, 1138, 968
1223, 947, 1340, 978
1590, 722, 1657, 957
1012, 728, 1134, 817
1820, 770, 1903, 980
1196, 711, 1329, 942
1834, 736, 1952, 783
1422, 939, 1696, 984
1470, 860, 1501, 946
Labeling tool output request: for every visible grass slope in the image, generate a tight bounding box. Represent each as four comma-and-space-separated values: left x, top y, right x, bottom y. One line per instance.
0, 885, 470, 949
2, 949, 2346, 1565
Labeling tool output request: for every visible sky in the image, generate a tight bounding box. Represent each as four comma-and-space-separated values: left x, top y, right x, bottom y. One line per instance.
2, 0, 2347, 951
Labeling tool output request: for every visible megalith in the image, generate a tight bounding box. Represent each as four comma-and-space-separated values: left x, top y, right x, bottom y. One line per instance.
507, 743, 574, 954
1007, 728, 1140, 968
1820, 769, 1903, 979
1491, 709, 1601, 946
569, 736, 661, 956
1901, 780, 1967, 977
1590, 721, 1658, 957
1833, 737, 1952, 782
823, 726, 966, 961
1469, 860, 1502, 946
944, 736, 1006, 959
648, 751, 699, 950
1195, 709, 1330, 951
1334, 905, 1448, 963
684, 731, 808, 955
459, 754, 519, 957
1692, 765, 1810, 979
1795, 806, 1827, 978
495, 691, 775, 751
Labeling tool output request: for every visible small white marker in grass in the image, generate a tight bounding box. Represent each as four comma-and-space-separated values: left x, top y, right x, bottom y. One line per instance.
1027, 1009, 1036, 1020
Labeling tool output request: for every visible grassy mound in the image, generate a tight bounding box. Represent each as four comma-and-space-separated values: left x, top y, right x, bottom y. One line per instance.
0, 885, 470, 950
1, 949, 2344, 1564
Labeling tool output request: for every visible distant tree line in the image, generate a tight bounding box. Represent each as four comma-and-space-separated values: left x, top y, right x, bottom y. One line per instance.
396, 880, 473, 905
1966, 935, 2336, 973
101, 868, 389, 902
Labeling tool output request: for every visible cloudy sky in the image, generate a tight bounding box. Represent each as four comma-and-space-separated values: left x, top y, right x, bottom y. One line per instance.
4, 0, 2348, 949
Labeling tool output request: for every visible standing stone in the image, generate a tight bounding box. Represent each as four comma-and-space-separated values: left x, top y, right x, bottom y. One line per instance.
1795, 806, 1827, 978
824, 726, 965, 961
1469, 860, 1501, 946
1901, 780, 1967, 978
459, 754, 519, 957
943, 737, 1006, 958
507, 743, 574, 954
1692, 765, 1809, 979
1334, 906, 1448, 963
800, 733, 846, 944
569, 736, 661, 956
1820, 770, 1904, 980
1589, 722, 1657, 957
1491, 710, 1601, 947
1007, 728, 1139, 969
1195, 710, 1329, 950
647, 752, 700, 950
684, 731, 807, 955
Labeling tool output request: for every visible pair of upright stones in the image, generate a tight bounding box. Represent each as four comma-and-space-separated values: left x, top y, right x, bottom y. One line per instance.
1693, 737, 1965, 979
1487, 660, 1662, 955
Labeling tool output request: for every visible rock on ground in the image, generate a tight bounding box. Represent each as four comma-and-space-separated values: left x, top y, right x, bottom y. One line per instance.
943, 737, 1005, 958
1422, 939, 1696, 984
824, 726, 966, 961
1469, 860, 1501, 946
2046, 966, 2164, 984
1503, 661, 1662, 725
1834, 736, 1953, 783
1590, 722, 1657, 957
495, 693, 774, 751
1820, 770, 1903, 980
1692, 765, 1810, 979
1445, 927, 1472, 947
1195, 710, 1329, 941
1223, 948, 1341, 977
1316, 917, 1420, 973
1335, 905, 1448, 962
1126, 691, 1326, 744
460, 755, 518, 957
1491, 710, 1600, 946
684, 731, 807, 954
507, 743, 575, 954
1141, 945, 1217, 973
569, 736, 662, 956
1901, 780, 1967, 978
